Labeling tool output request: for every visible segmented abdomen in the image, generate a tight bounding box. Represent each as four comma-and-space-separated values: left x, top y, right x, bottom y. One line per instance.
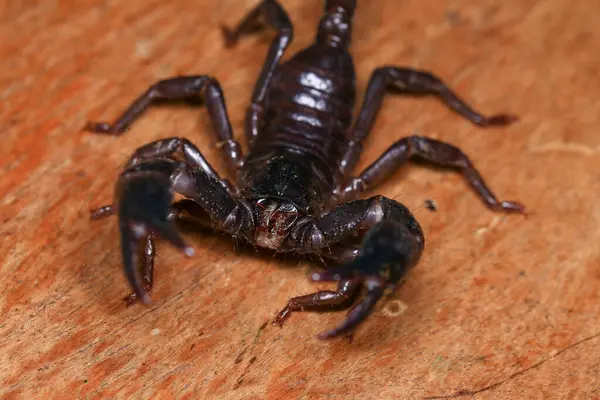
250, 45, 356, 176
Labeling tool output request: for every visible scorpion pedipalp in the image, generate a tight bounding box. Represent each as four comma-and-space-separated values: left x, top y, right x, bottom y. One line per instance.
116, 165, 195, 304
101, 138, 254, 305
283, 217, 423, 339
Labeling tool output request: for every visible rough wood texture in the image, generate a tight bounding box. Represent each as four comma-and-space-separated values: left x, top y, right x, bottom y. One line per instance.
2, 0, 599, 398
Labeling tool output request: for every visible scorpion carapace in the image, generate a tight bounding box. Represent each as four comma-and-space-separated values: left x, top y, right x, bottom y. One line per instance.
86, 0, 525, 339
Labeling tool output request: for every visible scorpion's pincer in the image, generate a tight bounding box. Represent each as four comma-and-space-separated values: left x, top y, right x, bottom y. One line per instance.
115, 168, 194, 304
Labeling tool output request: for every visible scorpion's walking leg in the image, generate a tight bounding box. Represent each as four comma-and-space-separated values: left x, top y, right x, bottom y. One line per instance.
340, 67, 518, 174
220, 0, 293, 145
336, 135, 526, 213
115, 140, 253, 304
84, 76, 243, 171
276, 196, 424, 339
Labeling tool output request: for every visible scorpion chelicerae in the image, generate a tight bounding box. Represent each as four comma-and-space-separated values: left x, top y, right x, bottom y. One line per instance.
86, 0, 525, 339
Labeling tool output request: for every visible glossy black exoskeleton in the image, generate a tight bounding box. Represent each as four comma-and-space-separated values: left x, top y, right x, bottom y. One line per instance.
86, 0, 524, 339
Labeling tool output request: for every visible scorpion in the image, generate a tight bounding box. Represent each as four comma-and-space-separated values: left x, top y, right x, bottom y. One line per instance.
86, 0, 525, 339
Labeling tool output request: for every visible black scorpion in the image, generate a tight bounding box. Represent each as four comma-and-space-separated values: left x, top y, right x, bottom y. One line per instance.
86, 0, 525, 339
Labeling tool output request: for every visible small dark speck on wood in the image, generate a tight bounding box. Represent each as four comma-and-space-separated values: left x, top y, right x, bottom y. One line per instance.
424, 199, 438, 212
445, 10, 461, 25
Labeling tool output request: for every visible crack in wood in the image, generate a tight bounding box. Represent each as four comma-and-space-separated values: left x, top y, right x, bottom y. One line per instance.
423, 331, 600, 399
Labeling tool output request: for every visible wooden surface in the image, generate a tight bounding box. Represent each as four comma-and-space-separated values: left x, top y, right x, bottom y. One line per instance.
2, 0, 599, 398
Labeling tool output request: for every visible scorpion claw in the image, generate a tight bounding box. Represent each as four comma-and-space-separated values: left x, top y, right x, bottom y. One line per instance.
311, 220, 421, 339
317, 280, 385, 340
124, 289, 150, 307
117, 171, 194, 303
120, 223, 153, 306
117, 171, 192, 249
119, 217, 194, 307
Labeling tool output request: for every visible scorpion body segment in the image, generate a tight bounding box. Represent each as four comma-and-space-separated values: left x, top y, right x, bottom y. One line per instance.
240, 2, 358, 215
86, 0, 524, 339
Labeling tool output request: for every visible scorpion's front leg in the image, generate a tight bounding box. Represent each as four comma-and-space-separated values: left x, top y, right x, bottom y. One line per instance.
84, 76, 243, 172
341, 67, 518, 174
274, 196, 424, 339
220, 0, 293, 145
105, 139, 253, 304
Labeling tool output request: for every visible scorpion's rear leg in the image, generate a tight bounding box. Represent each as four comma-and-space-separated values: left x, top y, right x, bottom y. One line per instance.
84, 76, 243, 172
276, 196, 424, 339
341, 67, 518, 174
220, 0, 293, 145
335, 135, 526, 213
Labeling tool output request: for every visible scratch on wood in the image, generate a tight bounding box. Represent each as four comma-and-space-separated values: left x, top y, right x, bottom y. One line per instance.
423, 331, 600, 399
474, 215, 504, 237
233, 320, 268, 389
528, 141, 599, 156
233, 355, 257, 390
234, 320, 268, 365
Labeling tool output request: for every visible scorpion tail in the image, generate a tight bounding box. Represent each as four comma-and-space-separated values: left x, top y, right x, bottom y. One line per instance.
317, 0, 357, 49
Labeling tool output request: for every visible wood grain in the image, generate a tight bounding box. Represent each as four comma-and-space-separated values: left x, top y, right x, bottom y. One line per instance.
1, 0, 599, 398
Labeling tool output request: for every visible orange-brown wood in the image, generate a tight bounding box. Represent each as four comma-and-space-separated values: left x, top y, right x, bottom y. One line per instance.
1, 1, 599, 398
